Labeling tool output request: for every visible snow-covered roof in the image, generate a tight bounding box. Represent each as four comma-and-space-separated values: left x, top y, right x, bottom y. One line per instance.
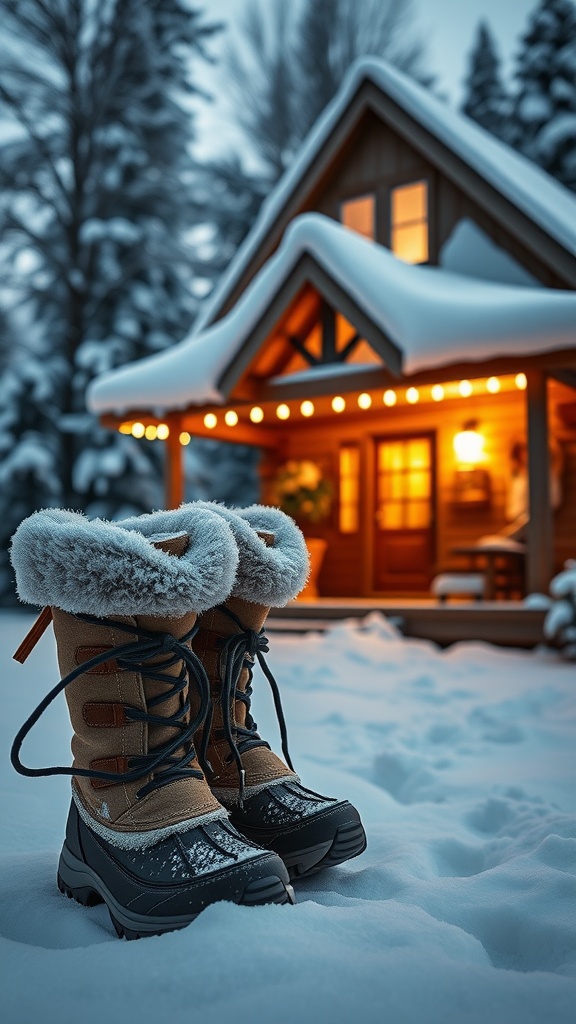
88, 215, 576, 416
192, 57, 576, 339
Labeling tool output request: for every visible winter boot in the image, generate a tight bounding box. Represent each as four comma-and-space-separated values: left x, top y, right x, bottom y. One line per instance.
188, 503, 367, 879
10, 508, 294, 939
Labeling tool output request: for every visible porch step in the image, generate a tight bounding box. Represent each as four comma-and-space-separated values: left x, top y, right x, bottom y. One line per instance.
268, 600, 546, 649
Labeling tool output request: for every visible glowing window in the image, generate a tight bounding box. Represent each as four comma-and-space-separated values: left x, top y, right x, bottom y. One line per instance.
339, 445, 360, 533
340, 194, 375, 240
376, 438, 432, 531
390, 180, 428, 264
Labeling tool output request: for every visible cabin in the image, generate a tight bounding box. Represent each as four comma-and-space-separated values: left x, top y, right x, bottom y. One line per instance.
89, 58, 576, 621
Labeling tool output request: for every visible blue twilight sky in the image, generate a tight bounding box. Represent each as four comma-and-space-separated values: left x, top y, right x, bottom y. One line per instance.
192, 0, 537, 159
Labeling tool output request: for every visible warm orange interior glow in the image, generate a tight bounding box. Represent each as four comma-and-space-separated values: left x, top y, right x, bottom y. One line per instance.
339, 445, 360, 533
376, 438, 432, 530
391, 180, 428, 264
340, 194, 375, 240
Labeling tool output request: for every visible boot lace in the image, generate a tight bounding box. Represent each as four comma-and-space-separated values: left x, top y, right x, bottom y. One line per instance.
11, 613, 214, 799
215, 604, 294, 805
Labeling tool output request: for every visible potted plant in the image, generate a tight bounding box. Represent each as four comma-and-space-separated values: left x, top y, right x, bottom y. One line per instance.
274, 460, 332, 599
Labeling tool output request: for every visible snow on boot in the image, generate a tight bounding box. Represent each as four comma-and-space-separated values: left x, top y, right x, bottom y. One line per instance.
189, 503, 367, 879
10, 508, 294, 939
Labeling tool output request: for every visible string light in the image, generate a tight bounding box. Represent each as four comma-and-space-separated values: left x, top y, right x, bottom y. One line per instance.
406, 387, 420, 404
486, 377, 501, 394
119, 422, 132, 434
300, 400, 314, 417
332, 396, 346, 413
225, 410, 238, 426
358, 393, 372, 410
431, 384, 444, 402
144, 424, 157, 440
249, 406, 264, 423
204, 413, 217, 429
458, 380, 473, 397
131, 422, 145, 438
515, 373, 527, 390
179, 431, 191, 446
276, 404, 290, 420
156, 423, 169, 440
383, 390, 397, 407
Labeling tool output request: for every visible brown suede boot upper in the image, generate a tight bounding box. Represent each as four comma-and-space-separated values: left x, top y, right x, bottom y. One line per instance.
191, 594, 296, 794
53, 534, 222, 834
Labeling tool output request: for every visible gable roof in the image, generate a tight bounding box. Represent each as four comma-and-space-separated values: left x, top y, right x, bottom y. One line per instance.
88, 215, 576, 417
193, 57, 576, 338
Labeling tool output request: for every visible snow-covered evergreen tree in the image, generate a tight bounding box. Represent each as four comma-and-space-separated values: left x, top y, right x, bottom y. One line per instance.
0, 309, 64, 605
512, 0, 576, 191
0, 0, 218, 519
462, 21, 511, 140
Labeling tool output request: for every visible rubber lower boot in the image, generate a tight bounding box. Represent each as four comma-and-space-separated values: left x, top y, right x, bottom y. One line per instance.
10, 508, 294, 938
190, 503, 367, 879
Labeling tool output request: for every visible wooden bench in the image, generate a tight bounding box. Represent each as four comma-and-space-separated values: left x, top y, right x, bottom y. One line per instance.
431, 572, 486, 603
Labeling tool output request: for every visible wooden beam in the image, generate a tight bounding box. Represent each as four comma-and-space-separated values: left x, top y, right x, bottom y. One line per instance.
181, 414, 281, 450
165, 415, 184, 510
526, 371, 553, 594
550, 369, 576, 391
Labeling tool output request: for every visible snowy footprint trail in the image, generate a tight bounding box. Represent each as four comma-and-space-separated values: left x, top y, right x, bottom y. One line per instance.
1, 611, 575, 1024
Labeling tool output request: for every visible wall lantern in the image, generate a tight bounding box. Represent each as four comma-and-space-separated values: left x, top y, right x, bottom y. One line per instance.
452, 420, 491, 507
453, 420, 484, 466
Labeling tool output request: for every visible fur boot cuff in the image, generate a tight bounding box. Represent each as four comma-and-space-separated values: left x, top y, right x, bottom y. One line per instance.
192, 503, 310, 607
10, 506, 239, 617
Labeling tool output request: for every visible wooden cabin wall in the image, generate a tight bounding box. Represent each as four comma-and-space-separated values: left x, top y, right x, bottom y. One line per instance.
261, 383, 576, 596
314, 110, 568, 288
550, 381, 576, 571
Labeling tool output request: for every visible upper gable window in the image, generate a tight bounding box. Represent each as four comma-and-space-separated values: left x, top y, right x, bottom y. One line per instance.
391, 180, 428, 264
340, 194, 375, 240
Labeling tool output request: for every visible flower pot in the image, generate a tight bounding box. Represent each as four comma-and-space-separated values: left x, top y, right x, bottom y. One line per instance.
297, 537, 328, 601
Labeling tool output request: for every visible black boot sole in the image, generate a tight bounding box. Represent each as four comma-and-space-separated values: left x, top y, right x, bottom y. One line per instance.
231, 801, 367, 880
57, 844, 295, 940
283, 819, 367, 879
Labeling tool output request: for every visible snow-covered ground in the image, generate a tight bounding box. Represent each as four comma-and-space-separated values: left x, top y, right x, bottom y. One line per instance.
1, 610, 575, 1024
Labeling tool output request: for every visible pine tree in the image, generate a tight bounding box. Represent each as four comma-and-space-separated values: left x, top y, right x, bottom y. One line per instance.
0, 0, 219, 520
0, 310, 64, 605
462, 21, 510, 140
512, 0, 576, 191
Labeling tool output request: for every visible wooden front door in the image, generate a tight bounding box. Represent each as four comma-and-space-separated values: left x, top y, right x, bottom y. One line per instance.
373, 434, 435, 592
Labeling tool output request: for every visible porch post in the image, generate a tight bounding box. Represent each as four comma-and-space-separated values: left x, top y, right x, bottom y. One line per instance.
526, 370, 553, 594
165, 415, 184, 509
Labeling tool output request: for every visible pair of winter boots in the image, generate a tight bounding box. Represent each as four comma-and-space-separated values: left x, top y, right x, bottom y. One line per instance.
11, 503, 366, 939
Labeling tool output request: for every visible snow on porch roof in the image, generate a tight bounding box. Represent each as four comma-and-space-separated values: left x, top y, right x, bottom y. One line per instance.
192, 57, 576, 339
87, 214, 576, 416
